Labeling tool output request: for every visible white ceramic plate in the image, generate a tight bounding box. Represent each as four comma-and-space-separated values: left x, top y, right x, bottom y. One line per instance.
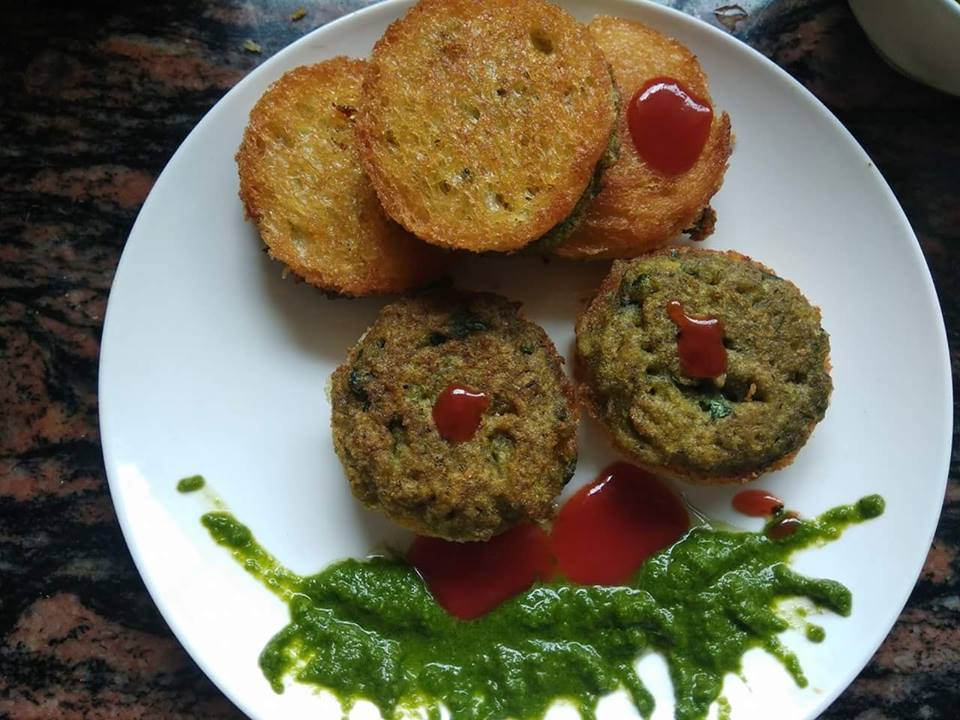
98, 1, 952, 718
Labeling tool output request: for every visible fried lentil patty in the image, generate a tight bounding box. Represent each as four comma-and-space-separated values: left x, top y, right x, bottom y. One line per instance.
557, 17, 732, 260
576, 248, 831, 483
355, 0, 618, 253
236, 58, 451, 296
331, 291, 578, 541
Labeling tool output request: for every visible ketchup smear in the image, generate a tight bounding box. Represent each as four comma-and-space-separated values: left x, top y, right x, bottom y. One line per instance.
732, 490, 801, 540
767, 513, 802, 540
552, 462, 690, 585
408, 524, 554, 620
627, 77, 713, 175
666, 300, 727, 379
732, 490, 784, 518
409, 463, 689, 619
432, 384, 490, 442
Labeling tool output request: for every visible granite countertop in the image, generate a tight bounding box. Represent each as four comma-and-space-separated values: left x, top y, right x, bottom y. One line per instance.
1, 0, 957, 717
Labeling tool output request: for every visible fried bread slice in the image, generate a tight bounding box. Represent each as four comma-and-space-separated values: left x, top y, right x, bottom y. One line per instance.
557, 17, 732, 260
355, 0, 618, 253
237, 58, 451, 295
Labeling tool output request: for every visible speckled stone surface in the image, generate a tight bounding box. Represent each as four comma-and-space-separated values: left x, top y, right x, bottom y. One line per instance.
1, 0, 957, 718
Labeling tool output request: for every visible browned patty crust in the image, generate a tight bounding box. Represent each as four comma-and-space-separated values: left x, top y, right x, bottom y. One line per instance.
331, 290, 579, 541
236, 58, 451, 296
576, 248, 831, 483
355, 0, 618, 253
557, 17, 732, 260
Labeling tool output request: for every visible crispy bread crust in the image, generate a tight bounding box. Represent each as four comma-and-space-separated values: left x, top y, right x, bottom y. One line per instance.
356, 0, 617, 253
237, 58, 451, 296
558, 17, 733, 260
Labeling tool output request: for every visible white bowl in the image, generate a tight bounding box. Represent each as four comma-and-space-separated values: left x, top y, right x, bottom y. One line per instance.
849, 0, 960, 95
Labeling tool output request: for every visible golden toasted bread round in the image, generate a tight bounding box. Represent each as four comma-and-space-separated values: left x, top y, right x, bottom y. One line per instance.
236, 58, 452, 296
355, 0, 618, 253
557, 17, 732, 260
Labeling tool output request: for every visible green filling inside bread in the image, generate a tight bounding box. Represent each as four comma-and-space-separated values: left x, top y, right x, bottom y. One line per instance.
526, 75, 621, 256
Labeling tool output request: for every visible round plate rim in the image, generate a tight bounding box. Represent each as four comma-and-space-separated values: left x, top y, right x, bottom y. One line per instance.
98, 1, 953, 718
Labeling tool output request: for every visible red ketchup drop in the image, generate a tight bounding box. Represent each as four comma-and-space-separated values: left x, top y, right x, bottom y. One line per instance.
666, 300, 727, 379
732, 490, 784, 517
627, 77, 713, 175
551, 462, 690, 586
432, 384, 490, 442
408, 523, 554, 620
767, 513, 802, 540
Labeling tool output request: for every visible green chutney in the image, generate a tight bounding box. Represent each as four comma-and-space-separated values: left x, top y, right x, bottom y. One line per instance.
176, 475, 205, 493
201, 494, 884, 720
